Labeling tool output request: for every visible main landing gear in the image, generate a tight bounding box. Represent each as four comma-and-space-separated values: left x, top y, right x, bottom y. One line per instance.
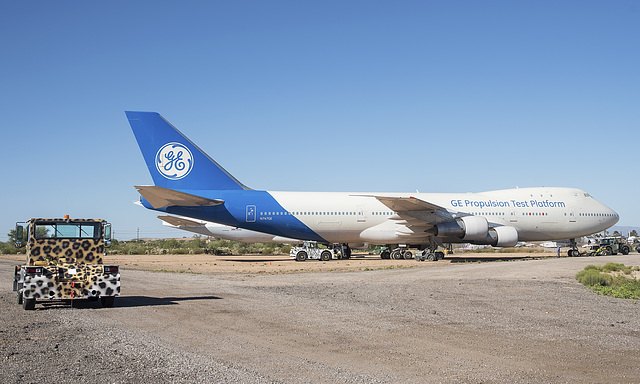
567, 238, 580, 257
415, 249, 445, 262
380, 247, 413, 260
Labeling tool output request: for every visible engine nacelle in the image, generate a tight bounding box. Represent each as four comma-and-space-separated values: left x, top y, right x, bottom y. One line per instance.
485, 226, 519, 247
432, 216, 488, 241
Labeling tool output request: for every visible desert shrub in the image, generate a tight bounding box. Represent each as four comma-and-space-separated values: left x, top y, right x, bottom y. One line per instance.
576, 269, 612, 286
576, 264, 640, 300
602, 262, 632, 274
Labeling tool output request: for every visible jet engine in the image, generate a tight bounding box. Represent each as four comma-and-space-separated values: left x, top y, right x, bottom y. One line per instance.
484, 225, 519, 247
430, 216, 488, 241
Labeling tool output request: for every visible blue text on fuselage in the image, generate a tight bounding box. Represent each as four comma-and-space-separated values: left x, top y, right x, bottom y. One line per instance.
450, 199, 567, 210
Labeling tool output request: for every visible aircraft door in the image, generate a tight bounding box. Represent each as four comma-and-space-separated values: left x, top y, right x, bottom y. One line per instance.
246, 205, 256, 223
357, 206, 367, 223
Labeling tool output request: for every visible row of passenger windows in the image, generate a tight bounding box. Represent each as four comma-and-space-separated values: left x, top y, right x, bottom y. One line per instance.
261, 211, 360, 216
258, 210, 617, 218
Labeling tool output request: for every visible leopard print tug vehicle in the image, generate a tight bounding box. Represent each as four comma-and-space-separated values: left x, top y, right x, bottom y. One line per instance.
13, 218, 120, 310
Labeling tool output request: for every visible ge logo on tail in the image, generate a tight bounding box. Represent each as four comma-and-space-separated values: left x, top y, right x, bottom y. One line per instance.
155, 142, 194, 180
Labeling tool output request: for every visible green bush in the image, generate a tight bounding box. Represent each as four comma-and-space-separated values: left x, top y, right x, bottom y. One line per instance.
576, 269, 612, 286
576, 263, 640, 300
602, 262, 632, 274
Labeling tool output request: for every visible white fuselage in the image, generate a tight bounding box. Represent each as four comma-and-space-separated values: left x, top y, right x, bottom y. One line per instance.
263, 187, 618, 244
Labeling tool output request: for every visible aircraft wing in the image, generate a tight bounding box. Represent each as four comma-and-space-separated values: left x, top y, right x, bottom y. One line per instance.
373, 196, 445, 212
366, 195, 453, 243
135, 185, 224, 209
157, 215, 206, 228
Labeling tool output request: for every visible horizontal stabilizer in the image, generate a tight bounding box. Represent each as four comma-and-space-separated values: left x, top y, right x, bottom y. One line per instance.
135, 185, 224, 209
157, 215, 206, 228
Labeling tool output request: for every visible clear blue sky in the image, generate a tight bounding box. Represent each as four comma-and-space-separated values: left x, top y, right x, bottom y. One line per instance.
1, 1, 638, 241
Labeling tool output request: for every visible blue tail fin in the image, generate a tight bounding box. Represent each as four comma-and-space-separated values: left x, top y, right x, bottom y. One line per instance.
126, 111, 249, 191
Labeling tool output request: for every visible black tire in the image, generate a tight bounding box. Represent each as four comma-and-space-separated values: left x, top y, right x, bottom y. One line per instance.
427, 253, 436, 261
320, 251, 331, 261
17, 291, 23, 305
296, 251, 307, 262
101, 296, 115, 308
622, 246, 630, 255
605, 246, 612, 256
23, 298, 35, 310
391, 250, 402, 260
435, 251, 445, 260
403, 251, 413, 260
380, 251, 390, 259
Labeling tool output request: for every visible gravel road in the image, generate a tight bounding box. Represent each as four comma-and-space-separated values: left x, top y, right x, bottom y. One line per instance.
2, 254, 640, 383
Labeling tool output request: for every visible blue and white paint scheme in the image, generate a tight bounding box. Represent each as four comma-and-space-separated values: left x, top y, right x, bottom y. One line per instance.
157, 215, 302, 244
127, 111, 619, 257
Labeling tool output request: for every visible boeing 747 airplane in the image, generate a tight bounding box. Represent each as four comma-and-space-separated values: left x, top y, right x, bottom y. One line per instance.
127, 111, 619, 259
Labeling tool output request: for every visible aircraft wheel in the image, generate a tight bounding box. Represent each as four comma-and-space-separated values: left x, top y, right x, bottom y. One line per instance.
427, 253, 436, 261
101, 296, 115, 308
320, 251, 331, 261
403, 251, 413, 260
391, 250, 402, 259
23, 298, 35, 310
380, 251, 390, 259
296, 251, 307, 262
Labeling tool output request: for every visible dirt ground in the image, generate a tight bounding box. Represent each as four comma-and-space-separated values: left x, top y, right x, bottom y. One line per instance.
1, 250, 560, 275
2, 252, 640, 383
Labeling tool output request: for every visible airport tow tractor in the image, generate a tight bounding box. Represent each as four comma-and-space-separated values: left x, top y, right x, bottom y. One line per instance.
12, 216, 120, 310
290, 241, 334, 261
598, 237, 631, 255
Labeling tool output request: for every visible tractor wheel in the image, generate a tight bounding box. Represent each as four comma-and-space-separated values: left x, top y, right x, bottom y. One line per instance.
23, 298, 35, 310
101, 296, 115, 308
296, 251, 307, 262
320, 251, 331, 261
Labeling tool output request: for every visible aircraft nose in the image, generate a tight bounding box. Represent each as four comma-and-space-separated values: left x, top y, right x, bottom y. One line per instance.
603, 205, 619, 227
609, 209, 619, 226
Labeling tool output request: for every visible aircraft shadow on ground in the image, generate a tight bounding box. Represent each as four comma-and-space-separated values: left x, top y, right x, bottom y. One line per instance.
219, 258, 284, 263
445, 256, 532, 263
